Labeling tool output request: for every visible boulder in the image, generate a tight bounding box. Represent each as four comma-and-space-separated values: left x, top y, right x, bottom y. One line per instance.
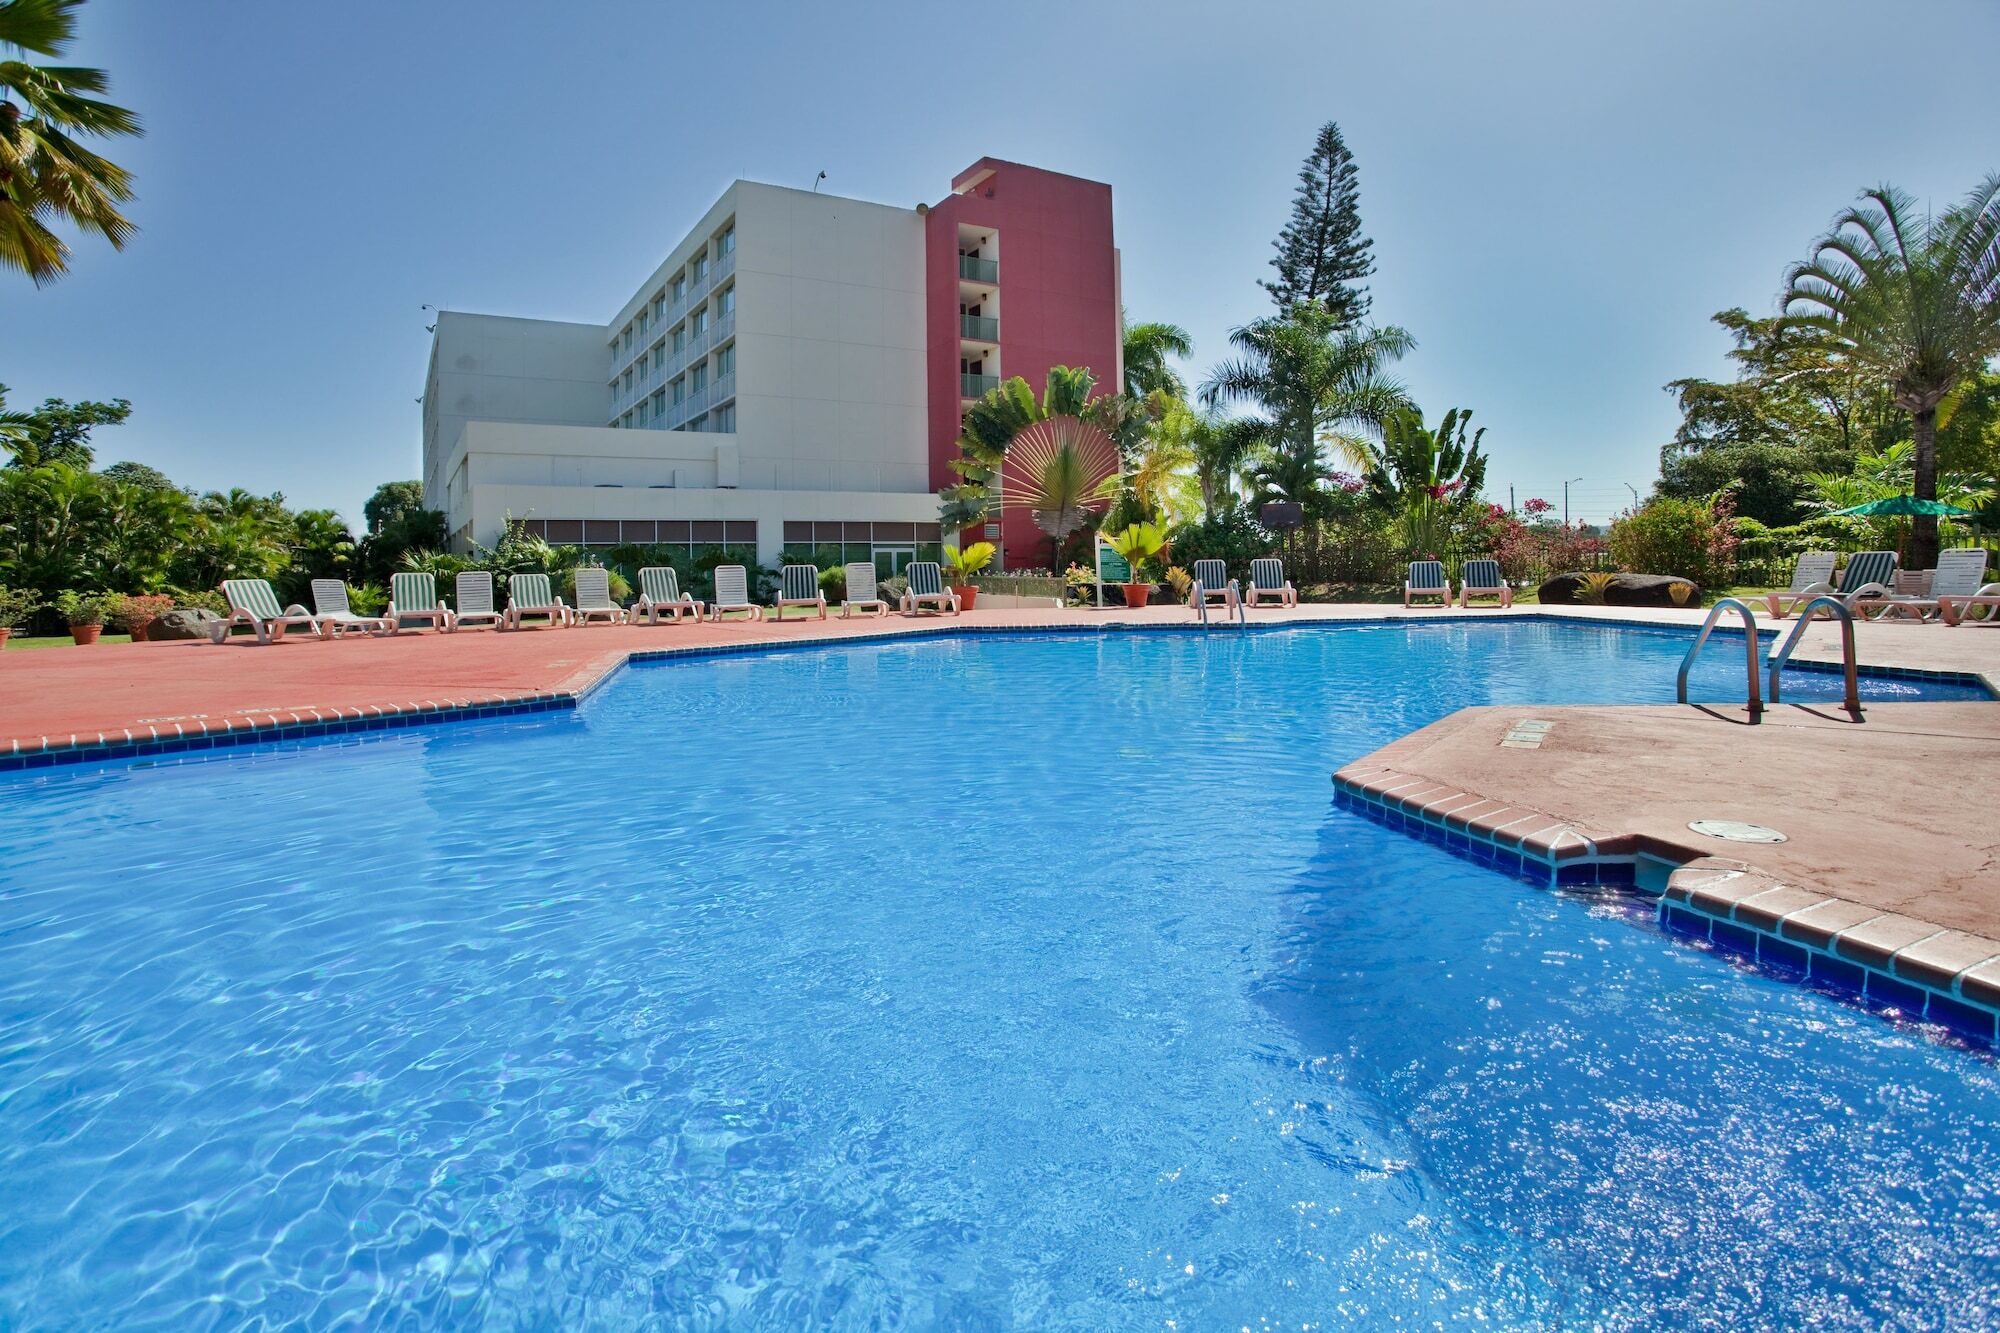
1538, 572, 1702, 608
146, 608, 225, 641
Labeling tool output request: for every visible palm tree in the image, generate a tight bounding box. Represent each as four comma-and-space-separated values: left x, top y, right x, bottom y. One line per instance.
1781, 177, 2000, 568
1, 0, 142, 284
1199, 303, 1414, 511
1122, 319, 1193, 398
997, 414, 1122, 570
939, 365, 1100, 536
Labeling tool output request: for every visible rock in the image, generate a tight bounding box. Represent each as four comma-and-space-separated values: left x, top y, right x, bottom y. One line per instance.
1538, 572, 1702, 608
146, 608, 225, 641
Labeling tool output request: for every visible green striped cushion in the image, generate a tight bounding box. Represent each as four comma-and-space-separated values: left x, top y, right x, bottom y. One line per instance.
223, 579, 283, 620
392, 572, 436, 611
510, 573, 554, 607
781, 564, 820, 601
638, 566, 681, 604
1408, 561, 1446, 590
1250, 558, 1287, 590
1462, 559, 1502, 589
906, 562, 943, 597
1839, 551, 1897, 593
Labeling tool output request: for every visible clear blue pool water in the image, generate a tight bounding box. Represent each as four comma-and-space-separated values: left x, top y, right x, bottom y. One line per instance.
1, 622, 1995, 1330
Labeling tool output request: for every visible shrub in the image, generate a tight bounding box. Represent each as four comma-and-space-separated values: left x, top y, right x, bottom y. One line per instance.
1062, 563, 1097, 606
346, 583, 390, 616
165, 585, 229, 615
1609, 493, 1738, 587
818, 565, 847, 602
942, 541, 997, 585
55, 589, 122, 627
558, 566, 630, 603
0, 586, 43, 630
110, 592, 175, 634
1168, 503, 1273, 583
1163, 565, 1193, 600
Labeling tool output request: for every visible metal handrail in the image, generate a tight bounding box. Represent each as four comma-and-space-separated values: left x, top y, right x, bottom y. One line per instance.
1676, 597, 1762, 717
1767, 595, 1861, 715
1190, 580, 1247, 629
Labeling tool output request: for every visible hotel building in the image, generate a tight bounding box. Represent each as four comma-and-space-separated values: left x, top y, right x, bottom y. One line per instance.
420, 157, 1122, 571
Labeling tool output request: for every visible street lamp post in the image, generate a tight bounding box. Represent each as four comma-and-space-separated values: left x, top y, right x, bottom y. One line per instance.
1564, 477, 1583, 528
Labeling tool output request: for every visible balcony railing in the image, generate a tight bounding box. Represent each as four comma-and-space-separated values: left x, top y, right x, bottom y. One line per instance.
710, 371, 735, 403
961, 372, 998, 398
958, 254, 997, 283
960, 314, 998, 341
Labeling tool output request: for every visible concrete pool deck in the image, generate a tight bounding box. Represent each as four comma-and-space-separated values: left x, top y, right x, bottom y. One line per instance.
5, 601, 1998, 1032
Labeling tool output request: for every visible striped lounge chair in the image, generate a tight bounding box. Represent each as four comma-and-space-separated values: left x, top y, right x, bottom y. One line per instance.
1857, 548, 1991, 623
1247, 557, 1297, 608
633, 566, 704, 624
453, 571, 504, 631
775, 563, 827, 620
1189, 559, 1239, 614
571, 568, 626, 626
311, 579, 393, 637
709, 564, 763, 621
841, 561, 889, 618
213, 578, 323, 645
1458, 558, 1513, 608
900, 561, 959, 615
1404, 560, 1450, 608
1766, 550, 1897, 619
388, 571, 455, 633
504, 572, 571, 630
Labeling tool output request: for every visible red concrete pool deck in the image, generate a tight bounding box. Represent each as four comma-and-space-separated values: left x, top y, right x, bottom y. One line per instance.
5, 601, 1999, 1020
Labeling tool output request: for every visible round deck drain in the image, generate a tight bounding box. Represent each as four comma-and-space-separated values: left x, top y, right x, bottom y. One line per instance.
1688, 819, 1787, 844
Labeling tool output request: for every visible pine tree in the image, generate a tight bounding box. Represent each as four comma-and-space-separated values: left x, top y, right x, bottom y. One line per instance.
1261, 122, 1374, 325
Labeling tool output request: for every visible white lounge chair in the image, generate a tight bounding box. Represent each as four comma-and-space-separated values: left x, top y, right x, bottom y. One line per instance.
775, 563, 828, 620
311, 579, 393, 637
1855, 548, 1991, 622
212, 578, 323, 644
570, 567, 626, 626
1189, 558, 1239, 614
1759, 551, 1839, 619
709, 564, 763, 621
452, 571, 504, 631
1458, 558, 1514, 608
900, 561, 959, 615
1766, 550, 1897, 619
388, 571, 455, 633
1404, 560, 1450, 608
632, 566, 704, 624
504, 572, 571, 629
840, 562, 889, 618
1247, 557, 1297, 608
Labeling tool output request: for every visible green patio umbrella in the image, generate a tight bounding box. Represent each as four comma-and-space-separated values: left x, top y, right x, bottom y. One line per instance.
1828, 494, 1977, 518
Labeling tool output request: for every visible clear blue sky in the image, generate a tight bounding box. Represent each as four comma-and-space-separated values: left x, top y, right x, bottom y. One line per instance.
4, 0, 1996, 528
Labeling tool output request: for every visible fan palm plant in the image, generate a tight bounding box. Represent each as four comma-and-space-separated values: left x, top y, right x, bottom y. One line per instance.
1780, 176, 2000, 568
1199, 304, 1413, 511
1122, 319, 1193, 398
940, 365, 1110, 555
998, 414, 1122, 569
1, 0, 143, 284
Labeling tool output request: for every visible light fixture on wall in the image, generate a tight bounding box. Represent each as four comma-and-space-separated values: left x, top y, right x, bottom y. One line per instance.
812, 170, 826, 193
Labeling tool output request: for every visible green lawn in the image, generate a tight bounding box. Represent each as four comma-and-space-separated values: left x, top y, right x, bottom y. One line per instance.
2, 633, 138, 650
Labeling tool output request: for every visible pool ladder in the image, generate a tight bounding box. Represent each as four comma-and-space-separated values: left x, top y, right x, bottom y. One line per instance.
1676, 595, 1860, 721
1192, 579, 1246, 630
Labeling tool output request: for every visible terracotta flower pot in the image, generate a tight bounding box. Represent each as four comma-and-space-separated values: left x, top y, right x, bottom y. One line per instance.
70, 624, 103, 645
128, 617, 156, 643
953, 585, 979, 610
0, 628, 10, 650
1121, 583, 1152, 608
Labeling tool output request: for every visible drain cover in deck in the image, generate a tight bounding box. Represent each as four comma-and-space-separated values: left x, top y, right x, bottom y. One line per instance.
1688, 819, 1787, 844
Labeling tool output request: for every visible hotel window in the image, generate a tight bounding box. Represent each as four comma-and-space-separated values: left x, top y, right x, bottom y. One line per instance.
686, 413, 706, 432
672, 274, 686, 303
714, 343, 734, 377
692, 253, 708, 283
623, 328, 633, 352
652, 294, 664, 321
717, 285, 736, 316
672, 325, 685, 353
637, 311, 647, 335
652, 346, 664, 373
623, 368, 633, 392
717, 225, 735, 256
671, 376, 684, 405
690, 363, 707, 393
634, 398, 648, 425
651, 388, 666, 416
714, 403, 735, 432
691, 307, 707, 337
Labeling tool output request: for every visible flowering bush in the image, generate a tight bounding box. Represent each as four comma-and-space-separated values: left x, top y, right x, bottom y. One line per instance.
110, 592, 175, 635
1609, 493, 1739, 588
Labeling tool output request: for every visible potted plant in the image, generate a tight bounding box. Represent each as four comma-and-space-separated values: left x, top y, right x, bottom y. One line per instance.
941, 541, 995, 610
56, 590, 120, 645
0, 586, 42, 651
112, 592, 176, 643
1104, 522, 1168, 607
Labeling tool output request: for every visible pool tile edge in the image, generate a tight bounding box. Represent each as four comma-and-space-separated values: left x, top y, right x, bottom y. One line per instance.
1332, 763, 2000, 1047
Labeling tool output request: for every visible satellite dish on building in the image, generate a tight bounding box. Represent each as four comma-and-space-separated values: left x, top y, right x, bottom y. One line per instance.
1260, 501, 1303, 531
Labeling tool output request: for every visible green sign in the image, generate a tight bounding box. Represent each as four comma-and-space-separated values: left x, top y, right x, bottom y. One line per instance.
1096, 542, 1130, 584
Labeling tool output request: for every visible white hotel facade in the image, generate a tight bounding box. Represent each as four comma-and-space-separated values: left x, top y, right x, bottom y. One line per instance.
420, 159, 1122, 571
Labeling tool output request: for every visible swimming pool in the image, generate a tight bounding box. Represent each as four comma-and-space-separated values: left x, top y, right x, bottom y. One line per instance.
1, 622, 1994, 1328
